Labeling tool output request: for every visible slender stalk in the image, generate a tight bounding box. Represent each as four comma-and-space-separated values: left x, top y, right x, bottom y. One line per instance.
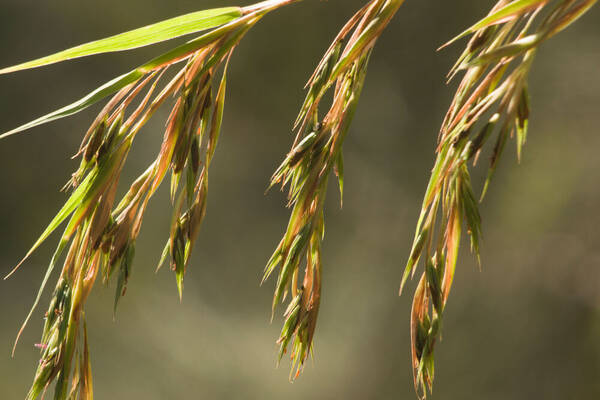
242, 0, 302, 14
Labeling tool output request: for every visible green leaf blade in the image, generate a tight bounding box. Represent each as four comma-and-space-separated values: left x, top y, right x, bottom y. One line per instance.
0, 11, 255, 140
0, 70, 143, 140
0, 7, 242, 75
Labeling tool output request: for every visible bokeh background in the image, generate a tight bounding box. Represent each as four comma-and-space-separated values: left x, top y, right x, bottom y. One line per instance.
1, 1, 599, 398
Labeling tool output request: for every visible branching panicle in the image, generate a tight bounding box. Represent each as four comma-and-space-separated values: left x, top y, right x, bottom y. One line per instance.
2, 2, 302, 399
401, 1, 597, 397
265, 0, 404, 378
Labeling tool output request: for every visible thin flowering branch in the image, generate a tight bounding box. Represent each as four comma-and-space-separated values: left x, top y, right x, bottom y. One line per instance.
242, 0, 302, 14
0, 2, 304, 399
265, 0, 405, 379
401, 0, 597, 398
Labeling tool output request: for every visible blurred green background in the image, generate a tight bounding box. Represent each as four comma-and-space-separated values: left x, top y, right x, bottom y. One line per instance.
1, 1, 599, 398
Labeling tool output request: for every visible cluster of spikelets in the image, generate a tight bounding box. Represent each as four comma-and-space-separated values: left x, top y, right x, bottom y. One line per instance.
265, 0, 405, 379
1, 2, 297, 398
400, 0, 597, 397
0, 0, 596, 399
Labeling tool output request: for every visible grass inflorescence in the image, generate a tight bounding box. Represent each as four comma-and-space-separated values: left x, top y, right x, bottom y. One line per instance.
1, 2, 302, 398
265, 0, 405, 379
0, 0, 596, 399
400, 0, 597, 397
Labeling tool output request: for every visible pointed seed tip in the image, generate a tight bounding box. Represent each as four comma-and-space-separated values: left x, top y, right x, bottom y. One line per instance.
436, 43, 449, 52
4, 257, 27, 280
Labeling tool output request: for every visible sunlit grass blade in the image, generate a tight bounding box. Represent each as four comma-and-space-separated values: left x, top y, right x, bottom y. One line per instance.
0, 7, 242, 75
0, 12, 254, 140
0, 71, 142, 140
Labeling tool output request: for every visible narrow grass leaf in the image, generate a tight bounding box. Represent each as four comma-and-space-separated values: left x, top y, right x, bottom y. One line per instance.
0, 71, 142, 140
0, 7, 242, 74
0, 12, 254, 140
